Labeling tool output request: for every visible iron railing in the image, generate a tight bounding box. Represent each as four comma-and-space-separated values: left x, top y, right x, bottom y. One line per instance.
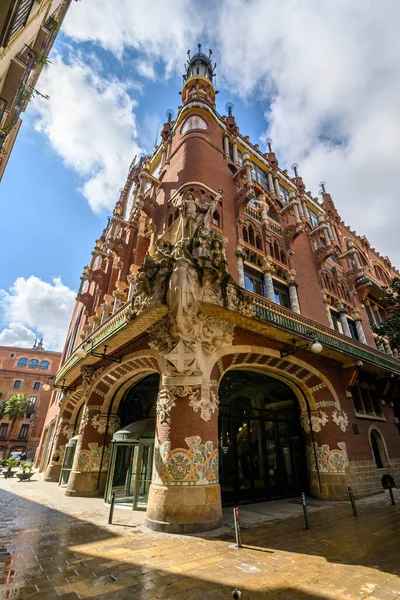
249, 292, 400, 373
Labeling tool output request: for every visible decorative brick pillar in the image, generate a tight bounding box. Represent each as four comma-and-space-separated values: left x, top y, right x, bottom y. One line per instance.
65, 400, 118, 497
145, 377, 222, 533
43, 414, 74, 482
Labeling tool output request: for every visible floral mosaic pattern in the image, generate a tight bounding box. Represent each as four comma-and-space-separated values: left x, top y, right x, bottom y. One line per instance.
189, 390, 219, 422
300, 411, 329, 433
306, 441, 349, 473
154, 436, 218, 486
75, 443, 110, 472
332, 410, 349, 432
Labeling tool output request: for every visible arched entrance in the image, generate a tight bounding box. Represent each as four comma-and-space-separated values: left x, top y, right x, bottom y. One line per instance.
105, 373, 159, 508
218, 370, 308, 505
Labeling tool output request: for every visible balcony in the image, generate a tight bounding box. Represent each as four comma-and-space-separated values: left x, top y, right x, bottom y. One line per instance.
249, 292, 400, 374
0, 0, 35, 48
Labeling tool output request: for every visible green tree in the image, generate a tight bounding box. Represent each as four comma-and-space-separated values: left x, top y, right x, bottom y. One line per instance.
373, 277, 400, 350
3, 394, 31, 433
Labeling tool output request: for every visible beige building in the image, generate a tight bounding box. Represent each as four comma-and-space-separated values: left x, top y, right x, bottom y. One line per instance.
0, 0, 71, 180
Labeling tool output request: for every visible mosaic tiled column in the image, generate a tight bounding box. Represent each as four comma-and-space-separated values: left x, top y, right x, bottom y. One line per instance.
286, 270, 301, 314
145, 377, 222, 533
43, 414, 74, 482
336, 302, 351, 337
262, 259, 275, 302
235, 247, 246, 287
65, 395, 118, 497
354, 316, 367, 344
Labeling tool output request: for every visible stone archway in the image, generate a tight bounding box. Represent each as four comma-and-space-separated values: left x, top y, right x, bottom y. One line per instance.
206, 346, 352, 501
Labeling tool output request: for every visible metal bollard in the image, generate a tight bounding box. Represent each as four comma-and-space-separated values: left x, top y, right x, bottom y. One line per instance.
108, 489, 116, 524
348, 486, 358, 517
388, 483, 396, 506
233, 507, 242, 548
301, 492, 310, 530
232, 588, 242, 599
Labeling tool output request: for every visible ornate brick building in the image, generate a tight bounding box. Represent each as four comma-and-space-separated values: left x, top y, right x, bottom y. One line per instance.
39, 47, 400, 533
0, 0, 71, 180
0, 343, 61, 459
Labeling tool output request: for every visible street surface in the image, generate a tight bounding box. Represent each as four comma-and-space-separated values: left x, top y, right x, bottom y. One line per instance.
1, 475, 400, 599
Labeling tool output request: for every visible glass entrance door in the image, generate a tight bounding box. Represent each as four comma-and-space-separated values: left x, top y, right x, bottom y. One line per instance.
219, 414, 306, 505
133, 442, 154, 510
106, 441, 154, 509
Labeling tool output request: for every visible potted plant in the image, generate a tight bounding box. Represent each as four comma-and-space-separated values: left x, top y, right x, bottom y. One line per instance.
16, 461, 34, 481
3, 457, 18, 478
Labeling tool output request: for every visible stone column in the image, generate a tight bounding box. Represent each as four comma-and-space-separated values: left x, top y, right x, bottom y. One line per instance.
273, 176, 282, 200
127, 265, 138, 300
145, 377, 222, 533
235, 247, 247, 287
286, 270, 301, 313
337, 303, 351, 337
223, 134, 230, 158
352, 313, 367, 344
267, 172, 274, 194
232, 139, 238, 164
243, 152, 253, 186
293, 200, 302, 225
160, 144, 167, 170
101, 294, 114, 323
262, 259, 275, 302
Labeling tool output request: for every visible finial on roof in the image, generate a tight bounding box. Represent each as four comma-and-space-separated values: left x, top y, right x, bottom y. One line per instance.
319, 181, 326, 194
266, 138, 273, 152
291, 163, 299, 178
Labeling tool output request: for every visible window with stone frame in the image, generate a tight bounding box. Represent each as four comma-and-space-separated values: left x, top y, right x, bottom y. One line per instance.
351, 380, 383, 418
370, 429, 389, 469
279, 185, 289, 204
0, 424, 8, 439
19, 424, 30, 441
13, 380, 22, 389
17, 357, 28, 368
244, 268, 264, 297
273, 281, 290, 308
242, 222, 262, 251
251, 162, 269, 190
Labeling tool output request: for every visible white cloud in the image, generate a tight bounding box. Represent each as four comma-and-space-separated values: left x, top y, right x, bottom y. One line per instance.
57, 0, 400, 265
0, 323, 36, 348
30, 52, 142, 213
135, 60, 156, 80
0, 276, 76, 351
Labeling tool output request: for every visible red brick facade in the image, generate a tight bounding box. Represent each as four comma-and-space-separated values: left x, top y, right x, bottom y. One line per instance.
38, 48, 400, 532
0, 345, 61, 459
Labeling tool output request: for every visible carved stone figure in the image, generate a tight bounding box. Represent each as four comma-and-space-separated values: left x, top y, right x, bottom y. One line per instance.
167, 245, 199, 340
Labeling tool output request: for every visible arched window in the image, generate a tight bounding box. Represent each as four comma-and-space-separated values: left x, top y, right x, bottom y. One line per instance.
28, 359, 39, 369
374, 265, 390, 285
17, 358, 28, 368
370, 429, 388, 469
268, 207, 279, 222
248, 227, 255, 246
39, 360, 50, 371
181, 115, 207, 134
242, 223, 262, 251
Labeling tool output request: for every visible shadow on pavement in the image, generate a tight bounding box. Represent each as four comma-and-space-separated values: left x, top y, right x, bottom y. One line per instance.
1, 486, 400, 599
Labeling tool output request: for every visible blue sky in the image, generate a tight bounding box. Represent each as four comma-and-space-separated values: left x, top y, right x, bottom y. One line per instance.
1, 0, 399, 350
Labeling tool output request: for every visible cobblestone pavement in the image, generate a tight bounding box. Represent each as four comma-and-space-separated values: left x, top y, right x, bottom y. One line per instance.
1, 476, 400, 599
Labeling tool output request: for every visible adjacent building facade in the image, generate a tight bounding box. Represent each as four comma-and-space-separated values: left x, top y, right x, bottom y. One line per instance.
38, 48, 400, 533
0, 0, 71, 180
0, 343, 61, 459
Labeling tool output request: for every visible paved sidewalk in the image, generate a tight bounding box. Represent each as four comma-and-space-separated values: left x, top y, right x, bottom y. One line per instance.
1, 474, 400, 599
